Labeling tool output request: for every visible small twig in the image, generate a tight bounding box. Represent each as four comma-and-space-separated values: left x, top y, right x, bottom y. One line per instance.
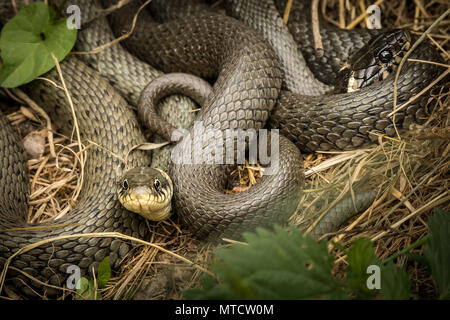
50, 53, 86, 204
371, 191, 449, 242
80, 0, 135, 29
304, 150, 369, 178
407, 59, 449, 69
334, 192, 449, 265
312, 0, 323, 51
8, 266, 77, 295
390, 8, 450, 140
413, 5, 420, 31
0, 222, 81, 233
389, 68, 449, 117
83, 140, 127, 167
320, 0, 341, 27
358, 0, 366, 28
221, 238, 248, 246
393, 8, 450, 112
0, 231, 215, 295
112, 246, 154, 299
91, 265, 98, 300
339, 0, 345, 29
426, 34, 450, 60
413, 0, 429, 18
72, 0, 152, 56
31, 155, 49, 190
53, 143, 85, 205
282, 0, 293, 25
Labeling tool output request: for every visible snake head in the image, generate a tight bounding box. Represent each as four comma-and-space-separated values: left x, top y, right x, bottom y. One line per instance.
337, 29, 411, 93
117, 167, 173, 221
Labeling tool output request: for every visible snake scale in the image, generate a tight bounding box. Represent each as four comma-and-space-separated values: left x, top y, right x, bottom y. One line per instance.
0, 0, 443, 296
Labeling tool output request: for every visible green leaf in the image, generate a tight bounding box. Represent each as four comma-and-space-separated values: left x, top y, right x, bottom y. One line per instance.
75, 277, 90, 300
380, 261, 411, 299
74, 258, 110, 300
183, 226, 345, 300
97, 256, 111, 289
347, 238, 378, 277
75, 277, 103, 300
424, 208, 450, 299
0, 2, 76, 88
346, 238, 379, 297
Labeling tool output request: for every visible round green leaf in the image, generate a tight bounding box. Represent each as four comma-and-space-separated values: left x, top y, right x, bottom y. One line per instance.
0, 2, 77, 88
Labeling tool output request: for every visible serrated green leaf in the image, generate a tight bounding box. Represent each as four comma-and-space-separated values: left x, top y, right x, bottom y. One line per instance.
347, 238, 377, 276
380, 261, 411, 299
346, 238, 379, 298
0, 2, 76, 87
424, 208, 450, 299
97, 256, 111, 289
184, 226, 344, 300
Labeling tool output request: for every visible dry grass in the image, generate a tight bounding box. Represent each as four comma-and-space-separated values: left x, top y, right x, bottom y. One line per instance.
4, 104, 82, 224
293, 0, 450, 299
1, 0, 449, 300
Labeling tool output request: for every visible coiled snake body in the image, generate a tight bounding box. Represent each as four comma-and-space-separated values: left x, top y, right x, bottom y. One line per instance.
0, 0, 442, 295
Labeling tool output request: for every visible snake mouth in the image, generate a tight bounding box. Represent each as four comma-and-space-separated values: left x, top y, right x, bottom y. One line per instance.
117, 168, 173, 221
119, 186, 172, 221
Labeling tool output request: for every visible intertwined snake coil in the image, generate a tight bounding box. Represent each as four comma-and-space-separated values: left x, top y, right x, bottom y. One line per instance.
0, 0, 442, 296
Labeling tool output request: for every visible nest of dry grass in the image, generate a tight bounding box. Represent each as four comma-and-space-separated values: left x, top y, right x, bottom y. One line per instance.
1, 0, 449, 300
294, 0, 449, 299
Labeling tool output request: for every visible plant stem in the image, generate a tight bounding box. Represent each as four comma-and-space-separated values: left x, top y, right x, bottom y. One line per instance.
382, 235, 430, 265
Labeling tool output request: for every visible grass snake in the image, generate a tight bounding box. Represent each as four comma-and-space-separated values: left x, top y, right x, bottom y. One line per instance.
0, 0, 443, 295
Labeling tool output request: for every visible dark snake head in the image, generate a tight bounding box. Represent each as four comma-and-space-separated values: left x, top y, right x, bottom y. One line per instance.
337, 29, 411, 93
117, 167, 173, 221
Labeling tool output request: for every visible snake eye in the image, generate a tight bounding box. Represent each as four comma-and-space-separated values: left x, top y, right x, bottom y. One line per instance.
122, 179, 129, 191
378, 49, 393, 63
153, 179, 161, 192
